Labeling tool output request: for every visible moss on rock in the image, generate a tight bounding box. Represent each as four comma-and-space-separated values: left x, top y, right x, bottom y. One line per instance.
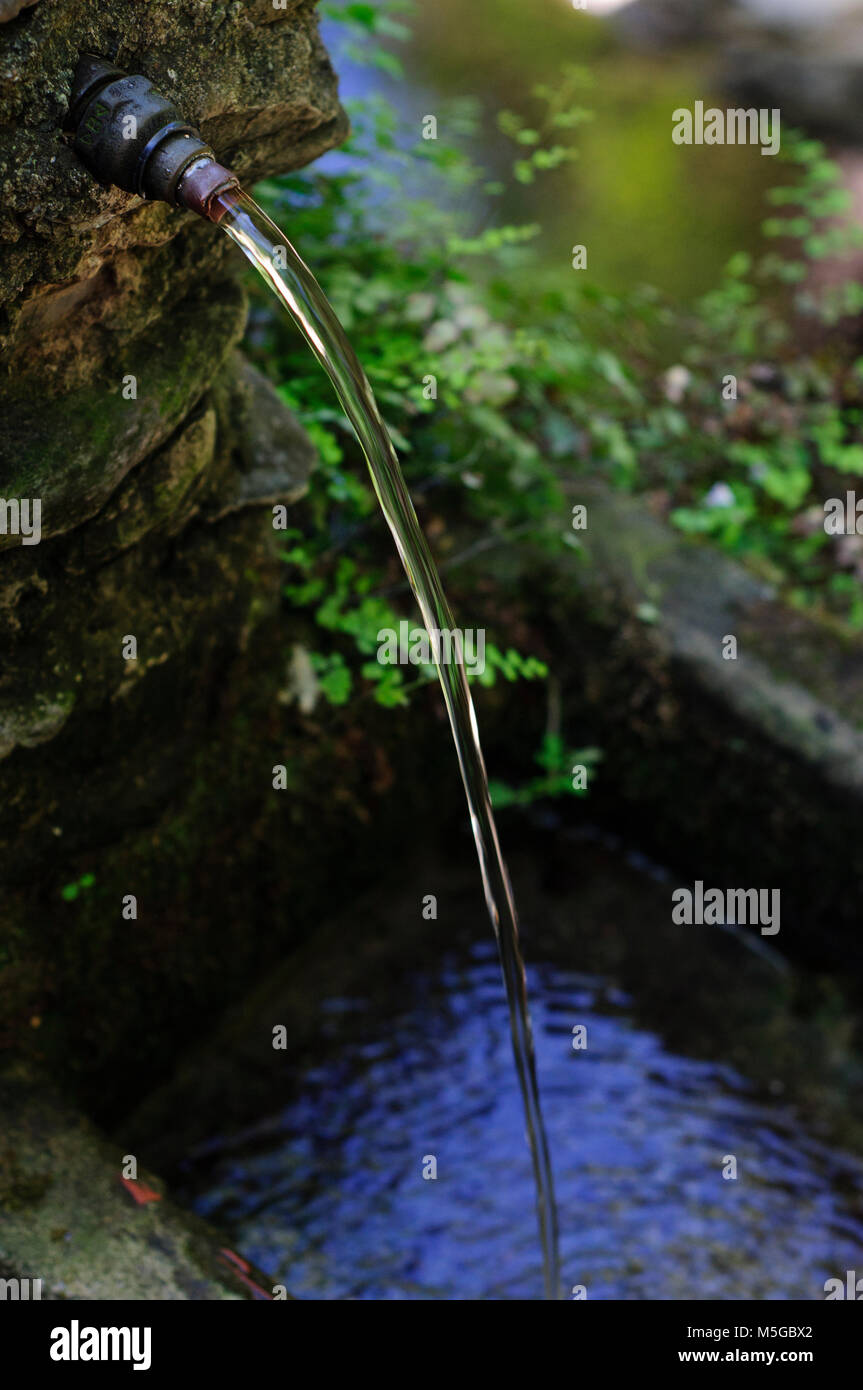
0, 1, 347, 1108
0, 1062, 277, 1299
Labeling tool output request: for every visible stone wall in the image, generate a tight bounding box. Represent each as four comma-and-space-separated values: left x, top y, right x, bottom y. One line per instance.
0, 0, 351, 1112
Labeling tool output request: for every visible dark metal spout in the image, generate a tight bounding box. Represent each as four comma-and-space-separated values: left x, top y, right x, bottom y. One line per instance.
66, 55, 239, 213
174, 157, 240, 221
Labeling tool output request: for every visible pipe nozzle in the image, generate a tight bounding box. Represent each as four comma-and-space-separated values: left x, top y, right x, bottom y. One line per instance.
67, 55, 239, 214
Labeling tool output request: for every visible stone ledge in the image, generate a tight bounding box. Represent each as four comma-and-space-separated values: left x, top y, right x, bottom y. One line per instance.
573, 481, 863, 795
454, 477, 863, 974
0, 352, 316, 764
0, 1064, 278, 1300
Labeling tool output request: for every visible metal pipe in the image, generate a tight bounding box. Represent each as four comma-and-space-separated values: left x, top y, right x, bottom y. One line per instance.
66, 55, 239, 217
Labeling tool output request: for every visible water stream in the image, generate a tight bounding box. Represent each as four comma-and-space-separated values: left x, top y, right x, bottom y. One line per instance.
173, 842, 863, 1301
207, 187, 560, 1298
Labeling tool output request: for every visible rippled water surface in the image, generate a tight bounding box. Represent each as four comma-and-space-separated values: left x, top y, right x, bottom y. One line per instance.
182, 938, 863, 1300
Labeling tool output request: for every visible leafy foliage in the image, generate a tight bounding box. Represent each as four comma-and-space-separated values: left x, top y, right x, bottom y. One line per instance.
242, 0, 863, 818
61, 872, 96, 903
489, 736, 602, 809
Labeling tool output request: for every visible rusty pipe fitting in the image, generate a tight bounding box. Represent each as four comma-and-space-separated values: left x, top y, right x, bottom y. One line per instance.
67, 55, 239, 213
174, 156, 240, 221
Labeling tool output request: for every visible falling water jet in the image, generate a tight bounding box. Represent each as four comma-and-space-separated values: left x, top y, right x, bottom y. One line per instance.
67, 59, 561, 1299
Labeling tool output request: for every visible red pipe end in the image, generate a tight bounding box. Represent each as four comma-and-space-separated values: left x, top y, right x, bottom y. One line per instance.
176, 159, 240, 222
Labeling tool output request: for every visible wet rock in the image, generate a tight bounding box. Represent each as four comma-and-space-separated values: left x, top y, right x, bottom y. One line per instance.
2, 271, 248, 548
0, 1064, 277, 1299
0, 0, 347, 539
457, 479, 863, 978
208, 356, 316, 519
0, 0, 38, 22
0, 3, 347, 1109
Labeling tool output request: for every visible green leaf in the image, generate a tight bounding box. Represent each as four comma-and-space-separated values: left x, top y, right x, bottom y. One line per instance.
343, 3, 378, 29
371, 50, 404, 78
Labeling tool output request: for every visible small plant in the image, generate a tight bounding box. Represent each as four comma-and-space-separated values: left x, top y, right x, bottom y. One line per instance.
245, 2, 863, 803
60, 871, 95, 903
489, 735, 602, 810
625, 135, 863, 628
250, 0, 577, 756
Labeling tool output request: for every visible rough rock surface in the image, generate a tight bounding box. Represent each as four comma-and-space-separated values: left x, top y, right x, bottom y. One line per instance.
458, 481, 863, 978
0, 1062, 280, 1299
0, 0, 347, 536
0, 1, 350, 1112
0, 1, 37, 23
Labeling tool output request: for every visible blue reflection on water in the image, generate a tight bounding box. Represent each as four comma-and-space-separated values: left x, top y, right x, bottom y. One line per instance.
186, 942, 863, 1300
